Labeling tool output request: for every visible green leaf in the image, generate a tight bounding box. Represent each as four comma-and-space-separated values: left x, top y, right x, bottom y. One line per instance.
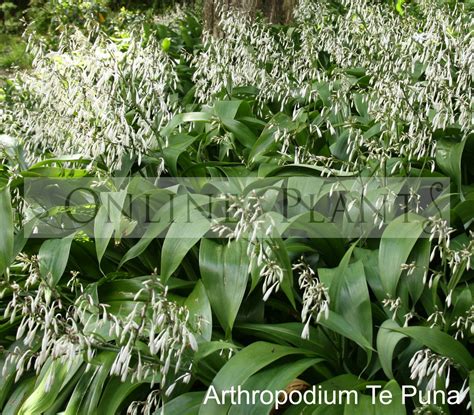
119, 194, 209, 268
400, 238, 430, 304
199, 239, 250, 336
44, 366, 85, 415
194, 341, 238, 362
0, 341, 22, 408
79, 352, 116, 414
249, 129, 277, 163
354, 248, 385, 301
97, 376, 146, 415
214, 100, 242, 120
199, 342, 315, 415
185, 281, 213, 342
353, 93, 368, 118
163, 134, 198, 175
161, 220, 210, 282
319, 247, 373, 357
221, 118, 256, 148
94, 189, 128, 264
18, 358, 81, 415
395, 0, 405, 15
436, 137, 466, 191
376, 320, 406, 379
161, 37, 171, 51
235, 322, 333, 358
229, 358, 322, 415
376, 380, 406, 415
319, 311, 374, 353
64, 367, 96, 414
0, 185, 14, 276
379, 214, 425, 297
326, 259, 372, 345
161, 112, 213, 137
469, 371, 474, 411
249, 113, 296, 162
268, 236, 295, 307
38, 233, 76, 287
94, 203, 115, 266
28, 155, 91, 168
344, 394, 375, 415
2, 377, 35, 415
287, 212, 345, 267
160, 392, 205, 415
453, 199, 474, 224
13, 218, 38, 261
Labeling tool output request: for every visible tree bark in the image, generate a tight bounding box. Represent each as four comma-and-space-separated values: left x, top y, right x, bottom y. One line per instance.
204, 0, 297, 36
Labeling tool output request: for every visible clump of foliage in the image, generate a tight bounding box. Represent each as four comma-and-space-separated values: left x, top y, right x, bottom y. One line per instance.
0, 35, 32, 70
0, 2, 31, 71
25, 0, 198, 47
0, 2, 21, 34
0, 0, 473, 414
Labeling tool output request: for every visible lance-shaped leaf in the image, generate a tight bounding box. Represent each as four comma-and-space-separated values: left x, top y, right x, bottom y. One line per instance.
376, 320, 407, 379
0, 185, 14, 276
199, 238, 249, 336
229, 358, 322, 415
160, 193, 212, 281
185, 280, 213, 342
319, 246, 373, 358
38, 233, 76, 287
379, 214, 425, 297
199, 342, 316, 415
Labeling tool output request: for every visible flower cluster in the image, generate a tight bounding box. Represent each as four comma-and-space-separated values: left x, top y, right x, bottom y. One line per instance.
122, 277, 198, 388
293, 258, 330, 339
452, 305, 474, 340
211, 191, 286, 301
382, 296, 402, 320
212, 191, 268, 241
409, 348, 452, 390
1, 255, 197, 397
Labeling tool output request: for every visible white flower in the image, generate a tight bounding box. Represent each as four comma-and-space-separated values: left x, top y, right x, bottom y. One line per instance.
409, 348, 452, 390
294, 258, 330, 338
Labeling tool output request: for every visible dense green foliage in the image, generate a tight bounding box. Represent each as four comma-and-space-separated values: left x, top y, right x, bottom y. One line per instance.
0, 35, 31, 70
0, 0, 473, 414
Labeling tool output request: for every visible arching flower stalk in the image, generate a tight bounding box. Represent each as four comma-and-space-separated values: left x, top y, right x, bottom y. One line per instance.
294, 258, 330, 339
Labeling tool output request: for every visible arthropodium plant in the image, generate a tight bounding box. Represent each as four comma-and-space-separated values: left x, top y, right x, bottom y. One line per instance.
4, 28, 181, 171
0, 1, 473, 413
211, 191, 289, 301
192, 0, 473, 173
1, 254, 197, 395
293, 258, 330, 339
4, 0, 471, 174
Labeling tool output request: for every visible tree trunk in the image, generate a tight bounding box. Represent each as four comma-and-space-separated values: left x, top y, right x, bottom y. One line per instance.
204, 0, 297, 36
